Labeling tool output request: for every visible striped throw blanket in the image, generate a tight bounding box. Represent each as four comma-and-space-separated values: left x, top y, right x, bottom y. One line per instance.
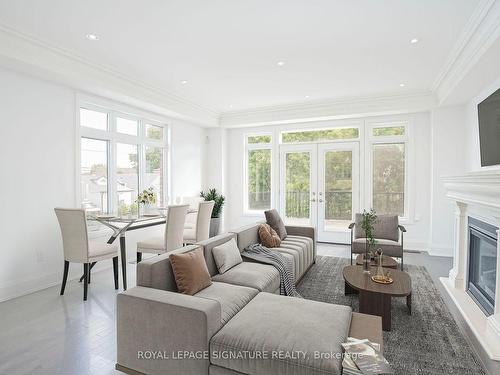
242, 243, 301, 298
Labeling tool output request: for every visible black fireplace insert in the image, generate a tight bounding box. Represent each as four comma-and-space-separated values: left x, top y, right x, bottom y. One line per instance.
467, 217, 497, 316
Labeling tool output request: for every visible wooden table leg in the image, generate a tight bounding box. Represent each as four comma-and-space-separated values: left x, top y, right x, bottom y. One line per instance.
345, 282, 358, 295
359, 290, 392, 331
407, 293, 412, 315
120, 235, 127, 290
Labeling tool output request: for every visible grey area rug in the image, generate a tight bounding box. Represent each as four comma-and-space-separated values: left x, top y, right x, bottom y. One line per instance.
296, 256, 486, 375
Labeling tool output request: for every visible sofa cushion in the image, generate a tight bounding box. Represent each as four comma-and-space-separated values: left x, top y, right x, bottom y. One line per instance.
352, 238, 402, 257
212, 238, 243, 274
212, 262, 279, 293
284, 235, 314, 267
210, 292, 352, 375
169, 248, 212, 295
195, 282, 258, 325
354, 213, 399, 241
258, 223, 281, 248
265, 209, 287, 240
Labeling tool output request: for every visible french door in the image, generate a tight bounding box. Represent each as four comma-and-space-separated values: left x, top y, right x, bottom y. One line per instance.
280, 142, 359, 243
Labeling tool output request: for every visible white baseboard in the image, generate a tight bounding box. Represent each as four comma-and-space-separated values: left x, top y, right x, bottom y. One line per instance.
404, 241, 429, 252
0, 262, 113, 303
428, 243, 453, 257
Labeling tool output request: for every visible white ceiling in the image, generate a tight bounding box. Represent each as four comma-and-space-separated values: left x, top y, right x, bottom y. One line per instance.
0, 0, 480, 114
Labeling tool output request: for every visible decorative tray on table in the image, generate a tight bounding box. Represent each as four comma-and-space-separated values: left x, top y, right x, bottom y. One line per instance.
371, 275, 394, 284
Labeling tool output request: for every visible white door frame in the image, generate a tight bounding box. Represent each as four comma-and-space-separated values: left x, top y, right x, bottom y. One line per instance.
279, 144, 317, 227
317, 142, 360, 243
279, 142, 360, 243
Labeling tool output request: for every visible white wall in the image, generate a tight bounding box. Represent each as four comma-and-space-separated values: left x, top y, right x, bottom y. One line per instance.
221, 112, 432, 251
0, 67, 206, 302
429, 105, 467, 256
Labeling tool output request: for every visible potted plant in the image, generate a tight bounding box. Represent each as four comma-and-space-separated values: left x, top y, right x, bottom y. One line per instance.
361, 209, 377, 273
200, 188, 225, 237
136, 187, 156, 215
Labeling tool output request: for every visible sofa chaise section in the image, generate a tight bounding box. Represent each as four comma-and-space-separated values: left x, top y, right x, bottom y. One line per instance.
210, 292, 352, 375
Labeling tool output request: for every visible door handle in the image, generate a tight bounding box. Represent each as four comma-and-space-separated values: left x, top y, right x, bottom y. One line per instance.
310, 199, 316, 202
319, 199, 324, 203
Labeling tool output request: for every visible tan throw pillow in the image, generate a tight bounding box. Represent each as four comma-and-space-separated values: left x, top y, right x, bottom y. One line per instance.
265, 209, 287, 240
212, 238, 243, 274
259, 223, 281, 248
169, 248, 212, 295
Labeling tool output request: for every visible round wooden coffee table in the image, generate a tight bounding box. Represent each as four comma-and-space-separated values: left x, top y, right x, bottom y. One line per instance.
343, 265, 412, 331
355, 254, 398, 269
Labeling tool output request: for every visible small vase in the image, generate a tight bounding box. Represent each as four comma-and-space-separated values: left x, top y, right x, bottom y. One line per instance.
363, 253, 370, 273
376, 251, 385, 278
143, 203, 153, 215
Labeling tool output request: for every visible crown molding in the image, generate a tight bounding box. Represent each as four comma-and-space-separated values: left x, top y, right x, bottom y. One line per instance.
0, 23, 219, 127
432, 0, 500, 105
219, 91, 437, 128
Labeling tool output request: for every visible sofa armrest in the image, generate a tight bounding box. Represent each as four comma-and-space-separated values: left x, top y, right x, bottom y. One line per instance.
348, 222, 355, 230
285, 225, 317, 260
117, 286, 221, 375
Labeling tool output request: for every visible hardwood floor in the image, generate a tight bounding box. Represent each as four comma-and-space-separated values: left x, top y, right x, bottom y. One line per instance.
0, 246, 453, 375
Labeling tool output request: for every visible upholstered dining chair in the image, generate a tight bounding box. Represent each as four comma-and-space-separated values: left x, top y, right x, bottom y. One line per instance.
348, 213, 406, 270
136, 204, 189, 262
54, 208, 119, 301
183, 200, 215, 244
180, 196, 204, 229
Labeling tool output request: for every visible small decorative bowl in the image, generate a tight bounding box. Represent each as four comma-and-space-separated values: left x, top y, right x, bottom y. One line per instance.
371, 275, 394, 284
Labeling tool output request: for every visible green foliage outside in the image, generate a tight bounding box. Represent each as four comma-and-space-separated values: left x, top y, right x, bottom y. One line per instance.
248, 135, 271, 144
373, 144, 405, 215
247, 149, 271, 209
146, 125, 163, 140
373, 126, 405, 136
282, 128, 359, 143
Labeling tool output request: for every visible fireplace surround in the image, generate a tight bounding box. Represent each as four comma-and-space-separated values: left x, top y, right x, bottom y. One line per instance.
442, 171, 500, 362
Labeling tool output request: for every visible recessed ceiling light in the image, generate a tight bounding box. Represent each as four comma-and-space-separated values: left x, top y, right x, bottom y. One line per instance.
181, 80, 188, 84
277, 61, 285, 66
399, 83, 405, 87
410, 38, 419, 44
305, 95, 310, 99
86, 33, 99, 41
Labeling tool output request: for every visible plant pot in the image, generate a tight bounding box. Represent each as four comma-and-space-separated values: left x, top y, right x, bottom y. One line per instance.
209, 217, 221, 238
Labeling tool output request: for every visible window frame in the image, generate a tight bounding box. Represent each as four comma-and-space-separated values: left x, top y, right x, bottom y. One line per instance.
365, 120, 411, 222
76, 96, 169, 231
243, 132, 274, 216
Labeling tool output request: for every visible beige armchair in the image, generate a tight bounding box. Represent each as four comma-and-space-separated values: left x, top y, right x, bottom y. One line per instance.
136, 204, 189, 262
183, 201, 215, 244
349, 213, 406, 270
54, 208, 119, 301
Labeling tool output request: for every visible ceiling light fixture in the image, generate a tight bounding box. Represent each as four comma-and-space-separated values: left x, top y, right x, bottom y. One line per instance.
305, 95, 310, 99
399, 83, 405, 87
410, 38, 419, 44
86, 33, 99, 41
181, 80, 188, 84
277, 61, 285, 66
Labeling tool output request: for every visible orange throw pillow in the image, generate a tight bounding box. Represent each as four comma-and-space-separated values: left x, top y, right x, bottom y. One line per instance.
259, 223, 281, 248
169, 248, 212, 295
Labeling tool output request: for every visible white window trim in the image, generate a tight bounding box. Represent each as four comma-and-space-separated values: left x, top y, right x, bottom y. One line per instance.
243, 132, 273, 216
75, 94, 170, 237
365, 119, 412, 223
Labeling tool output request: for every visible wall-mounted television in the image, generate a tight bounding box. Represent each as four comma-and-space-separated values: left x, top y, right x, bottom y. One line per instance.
478, 87, 500, 167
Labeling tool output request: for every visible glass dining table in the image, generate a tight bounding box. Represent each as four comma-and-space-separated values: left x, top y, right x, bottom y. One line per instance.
87, 208, 196, 290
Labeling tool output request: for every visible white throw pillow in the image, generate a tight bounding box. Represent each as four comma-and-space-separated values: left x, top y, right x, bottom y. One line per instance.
212, 238, 243, 274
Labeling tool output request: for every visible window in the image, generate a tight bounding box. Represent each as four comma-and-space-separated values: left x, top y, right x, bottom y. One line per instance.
282, 128, 358, 143
372, 143, 405, 215
78, 103, 168, 218
80, 138, 108, 213
245, 134, 272, 212
80, 108, 107, 131
116, 117, 138, 136
369, 121, 408, 217
373, 126, 405, 137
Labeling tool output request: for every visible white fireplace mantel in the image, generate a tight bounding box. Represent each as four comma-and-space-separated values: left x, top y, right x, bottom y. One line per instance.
441, 171, 500, 361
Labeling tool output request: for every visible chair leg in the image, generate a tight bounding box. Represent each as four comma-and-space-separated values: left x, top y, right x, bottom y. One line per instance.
113, 256, 119, 290
60, 261, 69, 295
137, 252, 142, 263
401, 254, 404, 271
83, 263, 89, 301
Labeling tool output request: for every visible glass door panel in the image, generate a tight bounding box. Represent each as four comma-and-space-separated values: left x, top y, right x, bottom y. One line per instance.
280, 145, 316, 226
318, 143, 359, 242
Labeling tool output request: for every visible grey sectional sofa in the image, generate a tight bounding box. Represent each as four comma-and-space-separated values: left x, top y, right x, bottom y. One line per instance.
116, 223, 382, 375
